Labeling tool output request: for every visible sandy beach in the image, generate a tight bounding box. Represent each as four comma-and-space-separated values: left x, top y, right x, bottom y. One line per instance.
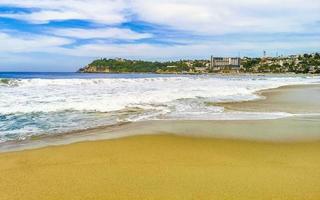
1, 84, 320, 199
1, 135, 320, 200
216, 84, 320, 113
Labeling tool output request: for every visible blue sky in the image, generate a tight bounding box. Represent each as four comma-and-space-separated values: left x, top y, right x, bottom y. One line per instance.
0, 0, 319, 72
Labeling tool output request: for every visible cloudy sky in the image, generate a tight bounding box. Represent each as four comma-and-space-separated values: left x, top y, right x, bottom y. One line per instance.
0, 0, 319, 71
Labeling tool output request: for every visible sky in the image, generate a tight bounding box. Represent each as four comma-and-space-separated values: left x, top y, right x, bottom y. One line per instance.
0, 0, 319, 72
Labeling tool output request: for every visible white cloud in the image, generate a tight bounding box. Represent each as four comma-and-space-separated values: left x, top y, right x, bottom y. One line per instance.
0, 32, 72, 53
0, 0, 128, 24
131, 0, 320, 34
1, 0, 320, 34
57, 37, 320, 59
1, 29, 319, 59
50, 27, 152, 40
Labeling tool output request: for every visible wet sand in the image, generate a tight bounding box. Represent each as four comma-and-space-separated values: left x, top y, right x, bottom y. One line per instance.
1, 84, 320, 199
217, 84, 320, 113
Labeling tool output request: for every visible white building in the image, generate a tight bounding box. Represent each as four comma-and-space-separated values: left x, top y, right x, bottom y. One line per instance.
210, 56, 241, 70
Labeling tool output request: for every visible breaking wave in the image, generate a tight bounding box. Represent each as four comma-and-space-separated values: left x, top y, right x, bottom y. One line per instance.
0, 74, 319, 142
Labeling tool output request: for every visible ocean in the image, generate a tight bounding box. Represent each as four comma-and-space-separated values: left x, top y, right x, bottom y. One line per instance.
0, 72, 319, 143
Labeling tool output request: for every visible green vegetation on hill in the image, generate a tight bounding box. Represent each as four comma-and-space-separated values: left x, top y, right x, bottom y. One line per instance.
241, 53, 320, 73
78, 53, 320, 74
78, 58, 196, 73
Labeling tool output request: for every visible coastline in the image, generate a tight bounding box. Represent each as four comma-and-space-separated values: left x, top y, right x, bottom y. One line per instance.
78, 71, 311, 75
1, 84, 320, 153
216, 84, 320, 113
1, 84, 320, 199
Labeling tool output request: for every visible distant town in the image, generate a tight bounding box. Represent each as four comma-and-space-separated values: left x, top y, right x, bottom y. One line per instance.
78, 52, 320, 74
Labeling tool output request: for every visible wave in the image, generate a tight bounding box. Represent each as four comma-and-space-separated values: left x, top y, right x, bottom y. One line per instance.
0, 75, 319, 115
0, 75, 320, 142
0, 78, 17, 86
1, 75, 318, 87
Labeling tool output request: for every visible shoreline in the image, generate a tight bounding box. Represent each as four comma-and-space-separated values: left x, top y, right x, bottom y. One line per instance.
78, 71, 320, 76
1, 84, 320, 153
216, 84, 320, 114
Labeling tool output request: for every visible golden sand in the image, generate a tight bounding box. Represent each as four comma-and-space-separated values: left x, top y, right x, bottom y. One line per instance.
1, 135, 320, 200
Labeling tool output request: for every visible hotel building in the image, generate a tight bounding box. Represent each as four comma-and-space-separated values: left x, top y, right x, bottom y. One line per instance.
210, 56, 241, 70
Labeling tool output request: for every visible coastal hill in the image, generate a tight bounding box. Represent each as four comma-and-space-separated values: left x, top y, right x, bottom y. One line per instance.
78, 53, 320, 74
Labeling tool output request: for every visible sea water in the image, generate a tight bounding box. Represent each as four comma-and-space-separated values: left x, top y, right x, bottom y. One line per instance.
0, 72, 319, 142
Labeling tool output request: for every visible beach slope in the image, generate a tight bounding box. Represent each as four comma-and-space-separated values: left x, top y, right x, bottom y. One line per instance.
1, 135, 320, 200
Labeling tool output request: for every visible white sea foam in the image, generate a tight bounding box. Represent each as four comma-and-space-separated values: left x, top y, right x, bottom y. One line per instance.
0, 75, 318, 115
0, 75, 319, 142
